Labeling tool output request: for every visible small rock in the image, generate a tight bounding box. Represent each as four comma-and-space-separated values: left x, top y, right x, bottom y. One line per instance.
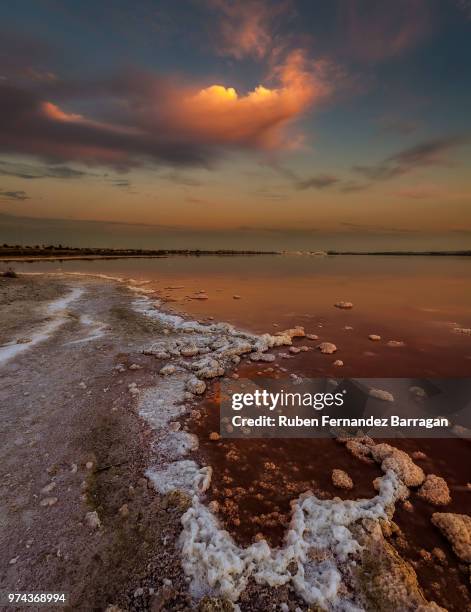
368, 334, 381, 341
209, 432, 220, 441
233, 295, 241, 299
41, 482, 56, 494
289, 346, 301, 354
387, 340, 405, 347
418, 474, 451, 506
306, 334, 319, 340
334, 301, 353, 309
119, 504, 130, 518
40, 497, 58, 507
85, 510, 101, 529
160, 364, 176, 376
333, 359, 344, 367
317, 342, 337, 354
186, 377, 206, 395
78, 381, 87, 389
9, 556, 19, 565
129, 363, 142, 370
332, 469, 353, 489
86, 461, 94, 470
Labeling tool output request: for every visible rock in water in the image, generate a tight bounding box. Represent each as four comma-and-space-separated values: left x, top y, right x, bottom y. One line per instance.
317, 342, 337, 354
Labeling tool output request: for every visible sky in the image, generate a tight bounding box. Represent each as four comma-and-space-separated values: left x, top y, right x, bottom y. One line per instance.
0, 0, 470, 250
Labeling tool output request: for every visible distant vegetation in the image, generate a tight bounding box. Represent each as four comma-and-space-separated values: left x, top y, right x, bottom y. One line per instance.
0, 244, 279, 260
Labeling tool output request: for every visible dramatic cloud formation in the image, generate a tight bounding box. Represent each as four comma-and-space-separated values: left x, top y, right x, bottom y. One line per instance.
0, 188, 30, 201
0, 50, 329, 170
354, 137, 469, 181
339, 0, 431, 62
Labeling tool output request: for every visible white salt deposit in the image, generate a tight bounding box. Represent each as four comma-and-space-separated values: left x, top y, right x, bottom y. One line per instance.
0, 286, 83, 366
180, 471, 402, 608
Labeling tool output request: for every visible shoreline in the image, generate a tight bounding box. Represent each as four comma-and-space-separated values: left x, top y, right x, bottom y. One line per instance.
0, 272, 469, 610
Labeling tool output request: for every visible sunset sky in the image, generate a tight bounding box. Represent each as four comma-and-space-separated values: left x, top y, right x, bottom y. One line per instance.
0, 0, 470, 250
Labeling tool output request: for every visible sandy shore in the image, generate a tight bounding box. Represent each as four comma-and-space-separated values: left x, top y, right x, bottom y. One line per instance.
0, 273, 468, 611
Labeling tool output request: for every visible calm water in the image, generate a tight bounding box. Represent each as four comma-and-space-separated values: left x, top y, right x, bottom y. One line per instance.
13, 254, 471, 376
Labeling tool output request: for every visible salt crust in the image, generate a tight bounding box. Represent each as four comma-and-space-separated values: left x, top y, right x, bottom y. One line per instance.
180, 471, 402, 608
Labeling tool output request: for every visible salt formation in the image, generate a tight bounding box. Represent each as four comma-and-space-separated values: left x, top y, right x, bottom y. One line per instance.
180, 471, 403, 607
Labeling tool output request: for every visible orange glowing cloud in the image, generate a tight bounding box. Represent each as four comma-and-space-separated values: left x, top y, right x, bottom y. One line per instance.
173, 50, 330, 149
41, 101, 83, 122
0, 49, 332, 169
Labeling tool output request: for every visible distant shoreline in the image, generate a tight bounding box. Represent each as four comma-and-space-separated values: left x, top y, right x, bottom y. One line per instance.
0, 246, 470, 262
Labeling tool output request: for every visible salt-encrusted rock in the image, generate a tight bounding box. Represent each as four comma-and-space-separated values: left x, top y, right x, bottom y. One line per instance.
369, 388, 394, 402
209, 432, 220, 441
306, 333, 319, 340
373, 476, 409, 501
345, 439, 374, 464
359, 529, 447, 611
431, 512, 471, 562
369, 334, 381, 341
192, 357, 225, 378
250, 352, 276, 362
344, 325, 354, 330
85, 511, 101, 529
289, 346, 301, 354
334, 301, 353, 309
317, 342, 337, 354
278, 326, 305, 338
180, 344, 199, 357
232, 295, 241, 300
332, 469, 353, 489
417, 475, 451, 506
387, 340, 405, 347
192, 293, 209, 300
129, 363, 142, 370
186, 377, 206, 395
333, 359, 344, 367
160, 364, 176, 376
370, 443, 425, 487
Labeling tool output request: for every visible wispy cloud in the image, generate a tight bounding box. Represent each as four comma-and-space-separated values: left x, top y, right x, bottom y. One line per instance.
0, 188, 30, 201
208, 0, 293, 60
296, 173, 339, 190
353, 136, 469, 181
0, 159, 87, 179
